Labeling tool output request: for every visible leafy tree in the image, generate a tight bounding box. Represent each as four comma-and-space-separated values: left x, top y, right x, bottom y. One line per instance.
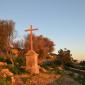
0, 20, 15, 51
57, 48, 73, 65
24, 34, 55, 59
0, 20, 16, 67
80, 61, 85, 66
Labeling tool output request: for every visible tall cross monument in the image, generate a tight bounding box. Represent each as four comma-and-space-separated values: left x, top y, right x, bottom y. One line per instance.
25, 25, 38, 50
25, 25, 39, 74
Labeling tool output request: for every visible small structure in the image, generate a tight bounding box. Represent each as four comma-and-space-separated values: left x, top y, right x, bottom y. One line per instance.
25, 25, 39, 74
25, 50, 39, 74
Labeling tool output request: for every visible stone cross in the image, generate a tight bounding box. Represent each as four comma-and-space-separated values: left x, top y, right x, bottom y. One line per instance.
25, 25, 38, 50
25, 25, 39, 74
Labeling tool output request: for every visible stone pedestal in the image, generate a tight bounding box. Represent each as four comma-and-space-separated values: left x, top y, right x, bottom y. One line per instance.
25, 50, 39, 74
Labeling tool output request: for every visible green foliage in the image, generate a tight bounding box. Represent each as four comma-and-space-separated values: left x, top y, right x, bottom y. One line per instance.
7, 56, 27, 74
9, 66, 20, 74
57, 48, 73, 65
0, 53, 26, 74
41, 60, 62, 69
14, 56, 26, 66
0, 76, 11, 85
0, 56, 4, 61
8, 64, 27, 74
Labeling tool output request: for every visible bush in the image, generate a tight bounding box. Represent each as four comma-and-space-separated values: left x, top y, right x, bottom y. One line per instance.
7, 56, 27, 74
0, 56, 4, 62
14, 56, 26, 67
41, 60, 62, 69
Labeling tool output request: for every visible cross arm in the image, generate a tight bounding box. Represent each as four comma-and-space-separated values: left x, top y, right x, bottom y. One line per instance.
25, 28, 38, 32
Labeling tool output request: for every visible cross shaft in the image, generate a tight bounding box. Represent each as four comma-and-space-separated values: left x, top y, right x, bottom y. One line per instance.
25, 25, 38, 50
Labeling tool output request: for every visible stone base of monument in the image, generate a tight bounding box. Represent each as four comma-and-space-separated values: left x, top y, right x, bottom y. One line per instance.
25, 50, 39, 74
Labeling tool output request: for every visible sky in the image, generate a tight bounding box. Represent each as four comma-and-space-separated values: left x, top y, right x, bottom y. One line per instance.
0, 0, 85, 61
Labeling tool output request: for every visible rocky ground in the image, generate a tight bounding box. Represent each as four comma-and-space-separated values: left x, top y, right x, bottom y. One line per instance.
13, 73, 81, 85
47, 75, 81, 85
14, 73, 61, 85
0, 63, 82, 85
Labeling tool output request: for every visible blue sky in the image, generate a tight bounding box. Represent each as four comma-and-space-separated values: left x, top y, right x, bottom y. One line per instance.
0, 0, 85, 60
